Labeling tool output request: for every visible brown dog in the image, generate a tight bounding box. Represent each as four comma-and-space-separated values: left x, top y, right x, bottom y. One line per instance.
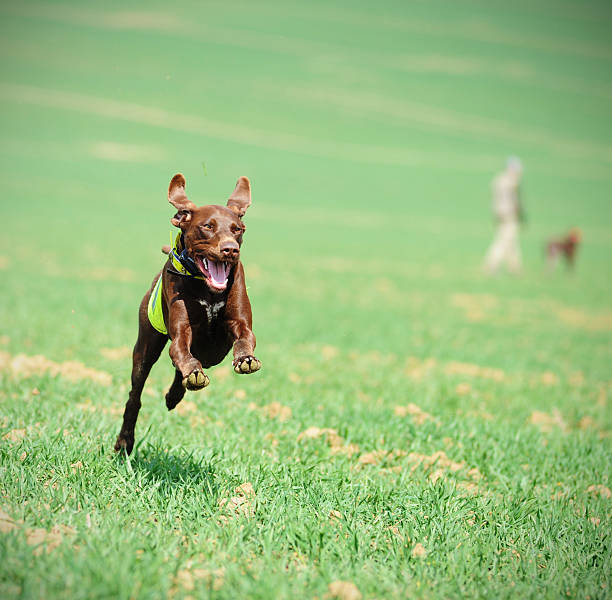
546, 228, 582, 271
115, 173, 260, 454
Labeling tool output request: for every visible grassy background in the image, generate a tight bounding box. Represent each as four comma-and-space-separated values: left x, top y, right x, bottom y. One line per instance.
0, 1, 611, 598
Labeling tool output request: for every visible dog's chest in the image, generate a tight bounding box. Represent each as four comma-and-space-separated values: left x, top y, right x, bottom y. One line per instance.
197, 298, 226, 322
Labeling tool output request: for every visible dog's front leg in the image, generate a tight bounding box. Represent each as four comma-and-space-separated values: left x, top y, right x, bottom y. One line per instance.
167, 301, 210, 390
227, 318, 260, 374
225, 263, 261, 374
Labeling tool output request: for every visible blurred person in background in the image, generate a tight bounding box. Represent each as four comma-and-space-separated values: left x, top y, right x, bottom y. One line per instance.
484, 156, 525, 274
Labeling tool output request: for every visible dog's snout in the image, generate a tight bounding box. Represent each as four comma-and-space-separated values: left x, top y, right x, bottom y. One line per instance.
220, 239, 239, 259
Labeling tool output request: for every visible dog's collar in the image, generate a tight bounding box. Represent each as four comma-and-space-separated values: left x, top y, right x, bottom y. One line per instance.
168, 232, 206, 280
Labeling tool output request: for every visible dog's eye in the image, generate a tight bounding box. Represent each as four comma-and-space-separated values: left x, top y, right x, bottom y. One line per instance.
201, 224, 213, 231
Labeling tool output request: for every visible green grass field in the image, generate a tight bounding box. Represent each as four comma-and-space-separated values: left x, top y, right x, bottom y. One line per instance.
1, 1, 611, 598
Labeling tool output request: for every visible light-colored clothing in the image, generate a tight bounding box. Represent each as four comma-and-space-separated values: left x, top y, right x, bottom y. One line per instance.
484, 221, 521, 273
484, 170, 522, 273
491, 171, 520, 223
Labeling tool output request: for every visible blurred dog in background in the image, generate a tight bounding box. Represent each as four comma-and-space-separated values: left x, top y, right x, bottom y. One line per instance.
546, 228, 582, 271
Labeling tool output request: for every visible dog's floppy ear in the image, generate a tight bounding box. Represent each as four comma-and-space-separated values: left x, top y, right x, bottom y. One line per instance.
227, 176, 251, 217
168, 173, 196, 227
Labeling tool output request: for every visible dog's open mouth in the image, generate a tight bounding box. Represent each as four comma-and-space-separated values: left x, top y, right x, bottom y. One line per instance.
194, 257, 231, 291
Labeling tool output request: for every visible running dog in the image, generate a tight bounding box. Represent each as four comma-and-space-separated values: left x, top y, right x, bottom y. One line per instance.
115, 174, 260, 454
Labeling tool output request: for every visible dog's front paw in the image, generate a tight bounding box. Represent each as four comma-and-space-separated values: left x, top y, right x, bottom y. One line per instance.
182, 368, 210, 391
233, 355, 261, 374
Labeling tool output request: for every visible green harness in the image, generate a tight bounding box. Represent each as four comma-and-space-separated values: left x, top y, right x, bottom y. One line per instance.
147, 275, 167, 334
147, 232, 205, 335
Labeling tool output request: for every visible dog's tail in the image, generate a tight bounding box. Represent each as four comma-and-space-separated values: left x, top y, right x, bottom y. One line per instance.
161, 245, 171, 255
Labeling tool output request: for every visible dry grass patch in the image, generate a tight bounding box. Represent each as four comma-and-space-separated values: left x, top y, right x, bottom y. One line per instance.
175, 400, 198, 415
326, 580, 362, 600
0, 509, 19, 533
298, 427, 360, 457
171, 563, 225, 595
405, 450, 484, 491
408, 450, 464, 483
356, 449, 406, 472
25, 524, 76, 556
451, 293, 498, 322
321, 345, 339, 360
349, 350, 397, 370
394, 403, 434, 425
529, 410, 567, 433
100, 346, 131, 360
260, 402, 292, 422
445, 361, 505, 382
328, 510, 343, 524
411, 542, 428, 558
455, 382, 472, 396
548, 302, 612, 332
218, 482, 256, 519
3, 428, 27, 443
586, 484, 611, 499
405, 357, 436, 380
538, 371, 559, 386
298, 426, 343, 447
0, 351, 112, 386
569, 372, 585, 387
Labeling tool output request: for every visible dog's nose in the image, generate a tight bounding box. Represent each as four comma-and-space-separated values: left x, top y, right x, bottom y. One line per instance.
220, 240, 239, 259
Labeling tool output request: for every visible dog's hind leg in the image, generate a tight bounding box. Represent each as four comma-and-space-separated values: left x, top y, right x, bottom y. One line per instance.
165, 369, 186, 411
115, 317, 167, 455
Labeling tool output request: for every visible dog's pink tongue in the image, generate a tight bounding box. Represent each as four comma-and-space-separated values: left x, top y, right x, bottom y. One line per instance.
208, 260, 228, 286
